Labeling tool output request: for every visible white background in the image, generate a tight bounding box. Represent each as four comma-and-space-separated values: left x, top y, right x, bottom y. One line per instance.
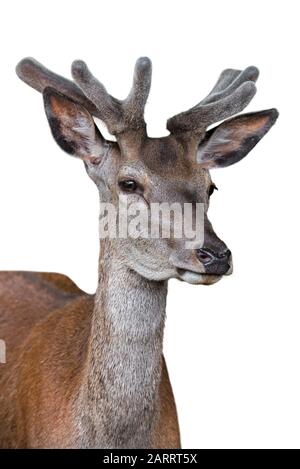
0, 0, 299, 449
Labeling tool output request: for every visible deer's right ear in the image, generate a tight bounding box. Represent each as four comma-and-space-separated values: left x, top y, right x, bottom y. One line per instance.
43, 87, 105, 164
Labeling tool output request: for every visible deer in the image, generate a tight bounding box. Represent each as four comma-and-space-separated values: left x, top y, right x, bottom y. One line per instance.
0, 57, 278, 448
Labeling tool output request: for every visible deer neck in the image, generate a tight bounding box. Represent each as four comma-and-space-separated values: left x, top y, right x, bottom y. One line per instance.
79, 239, 167, 448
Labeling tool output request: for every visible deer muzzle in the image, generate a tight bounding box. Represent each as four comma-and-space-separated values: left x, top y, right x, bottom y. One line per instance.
196, 247, 232, 276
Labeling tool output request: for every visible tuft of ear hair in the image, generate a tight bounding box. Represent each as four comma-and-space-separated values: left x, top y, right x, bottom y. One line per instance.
197, 109, 279, 169
43, 87, 105, 164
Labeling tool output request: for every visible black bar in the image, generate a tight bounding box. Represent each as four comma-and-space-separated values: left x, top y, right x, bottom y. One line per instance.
0, 448, 294, 467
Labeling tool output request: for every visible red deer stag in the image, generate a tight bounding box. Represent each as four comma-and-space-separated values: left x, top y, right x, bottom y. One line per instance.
0, 57, 278, 448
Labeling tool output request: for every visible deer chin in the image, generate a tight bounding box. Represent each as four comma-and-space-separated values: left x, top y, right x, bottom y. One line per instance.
176, 269, 223, 285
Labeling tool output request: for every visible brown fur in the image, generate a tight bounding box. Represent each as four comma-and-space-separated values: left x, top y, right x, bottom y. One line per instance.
0, 272, 179, 448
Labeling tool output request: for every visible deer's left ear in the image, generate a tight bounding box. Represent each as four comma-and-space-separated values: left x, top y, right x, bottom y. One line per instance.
197, 109, 278, 169
43, 87, 105, 164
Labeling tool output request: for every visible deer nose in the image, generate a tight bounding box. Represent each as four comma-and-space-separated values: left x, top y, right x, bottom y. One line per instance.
196, 247, 232, 274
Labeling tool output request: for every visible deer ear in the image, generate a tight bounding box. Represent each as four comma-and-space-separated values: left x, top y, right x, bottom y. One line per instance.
43, 87, 105, 164
197, 109, 278, 169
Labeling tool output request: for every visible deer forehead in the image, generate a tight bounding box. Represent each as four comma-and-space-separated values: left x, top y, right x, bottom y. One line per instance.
115, 135, 204, 178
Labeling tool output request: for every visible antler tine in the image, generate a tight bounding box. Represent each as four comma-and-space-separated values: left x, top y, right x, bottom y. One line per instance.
71, 60, 122, 132
16, 58, 101, 119
167, 66, 259, 136
72, 57, 152, 135
124, 57, 152, 124
206, 68, 242, 95
200, 66, 259, 105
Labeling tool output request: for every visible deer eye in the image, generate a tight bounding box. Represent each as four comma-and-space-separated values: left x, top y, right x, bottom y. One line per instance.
118, 179, 139, 193
208, 183, 218, 197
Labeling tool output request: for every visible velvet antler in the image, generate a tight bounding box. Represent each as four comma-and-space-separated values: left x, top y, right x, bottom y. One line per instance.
71, 58, 151, 135
167, 66, 259, 136
16, 57, 152, 138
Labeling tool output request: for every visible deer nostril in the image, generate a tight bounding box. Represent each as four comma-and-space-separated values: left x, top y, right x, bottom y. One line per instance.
218, 249, 231, 260
196, 248, 214, 265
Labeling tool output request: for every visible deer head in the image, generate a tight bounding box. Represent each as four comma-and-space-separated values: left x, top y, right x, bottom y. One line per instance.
16, 58, 278, 285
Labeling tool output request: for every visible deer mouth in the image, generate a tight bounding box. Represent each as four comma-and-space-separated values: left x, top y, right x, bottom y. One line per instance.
176, 268, 224, 285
